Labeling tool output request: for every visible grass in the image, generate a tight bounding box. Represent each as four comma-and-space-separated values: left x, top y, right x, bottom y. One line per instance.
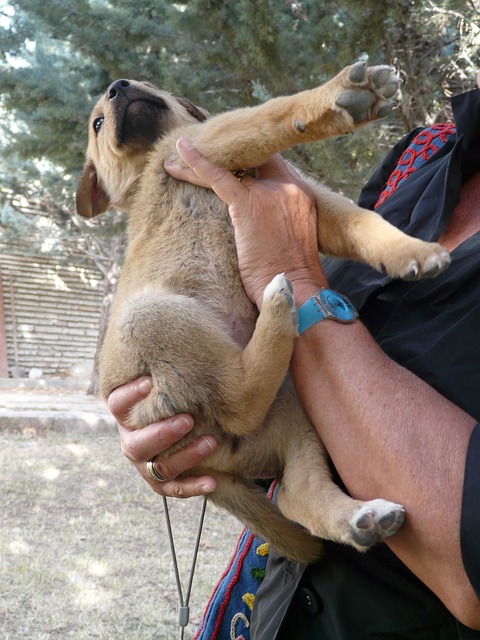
0, 429, 242, 640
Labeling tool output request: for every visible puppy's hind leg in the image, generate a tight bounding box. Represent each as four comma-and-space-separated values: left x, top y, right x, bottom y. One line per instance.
103, 282, 295, 435
209, 471, 323, 563
224, 273, 298, 436
278, 429, 405, 551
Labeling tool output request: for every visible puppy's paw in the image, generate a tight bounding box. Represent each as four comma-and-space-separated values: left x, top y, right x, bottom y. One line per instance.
263, 273, 298, 328
378, 241, 451, 280
348, 499, 405, 550
335, 62, 400, 124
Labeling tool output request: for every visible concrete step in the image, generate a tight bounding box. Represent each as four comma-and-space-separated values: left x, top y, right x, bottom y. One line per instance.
0, 380, 116, 433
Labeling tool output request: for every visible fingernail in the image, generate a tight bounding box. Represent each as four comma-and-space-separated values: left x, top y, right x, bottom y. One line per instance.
176, 137, 191, 151
172, 416, 193, 434
202, 482, 215, 494
138, 378, 152, 394
197, 435, 216, 455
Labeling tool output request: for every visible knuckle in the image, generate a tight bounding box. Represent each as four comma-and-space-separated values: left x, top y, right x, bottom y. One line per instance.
170, 481, 190, 499
120, 435, 141, 463
107, 393, 123, 419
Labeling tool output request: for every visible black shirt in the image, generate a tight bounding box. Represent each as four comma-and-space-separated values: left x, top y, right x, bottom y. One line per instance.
251, 88, 480, 639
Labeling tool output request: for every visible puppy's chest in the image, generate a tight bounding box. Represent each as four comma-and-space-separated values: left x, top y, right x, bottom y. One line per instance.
142, 228, 239, 298
125, 212, 256, 337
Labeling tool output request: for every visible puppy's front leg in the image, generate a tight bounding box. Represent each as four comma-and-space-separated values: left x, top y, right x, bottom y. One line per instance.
225, 274, 298, 436
311, 183, 452, 280
188, 62, 399, 170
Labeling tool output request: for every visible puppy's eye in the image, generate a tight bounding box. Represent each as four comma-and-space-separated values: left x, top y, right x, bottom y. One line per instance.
93, 117, 104, 135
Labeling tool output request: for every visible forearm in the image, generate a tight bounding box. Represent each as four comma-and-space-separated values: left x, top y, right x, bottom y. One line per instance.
169, 139, 480, 625
290, 279, 480, 628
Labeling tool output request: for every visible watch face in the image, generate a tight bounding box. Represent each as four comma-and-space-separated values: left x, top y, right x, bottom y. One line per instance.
319, 289, 356, 321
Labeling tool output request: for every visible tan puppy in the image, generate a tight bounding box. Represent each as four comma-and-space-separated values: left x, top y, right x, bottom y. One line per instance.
76, 63, 450, 562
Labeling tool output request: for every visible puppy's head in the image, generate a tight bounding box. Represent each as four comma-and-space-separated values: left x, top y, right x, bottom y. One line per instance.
76, 79, 208, 218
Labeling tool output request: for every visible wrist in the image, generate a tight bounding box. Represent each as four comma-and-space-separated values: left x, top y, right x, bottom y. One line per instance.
286, 271, 328, 307
253, 269, 327, 309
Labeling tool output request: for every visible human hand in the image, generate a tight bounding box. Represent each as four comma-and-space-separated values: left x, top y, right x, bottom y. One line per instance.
165, 139, 327, 307
109, 377, 217, 498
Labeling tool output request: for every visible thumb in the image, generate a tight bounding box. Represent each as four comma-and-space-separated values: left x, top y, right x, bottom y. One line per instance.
176, 138, 247, 207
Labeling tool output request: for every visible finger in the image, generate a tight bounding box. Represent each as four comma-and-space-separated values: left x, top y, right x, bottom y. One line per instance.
176, 138, 246, 206
156, 475, 217, 499
120, 414, 195, 463
108, 377, 152, 425
164, 160, 211, 189
146, 434, 217, 481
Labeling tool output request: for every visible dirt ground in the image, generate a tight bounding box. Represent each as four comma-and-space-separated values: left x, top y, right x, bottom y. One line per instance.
0, 428, 242, 640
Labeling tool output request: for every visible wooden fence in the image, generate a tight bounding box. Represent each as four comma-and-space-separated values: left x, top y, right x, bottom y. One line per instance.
0, 247, 104, 378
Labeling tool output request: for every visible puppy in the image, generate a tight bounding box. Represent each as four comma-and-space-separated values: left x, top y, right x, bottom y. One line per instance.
76, 63, 450, 562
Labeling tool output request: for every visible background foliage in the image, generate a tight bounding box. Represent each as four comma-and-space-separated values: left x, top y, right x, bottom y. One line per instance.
1, 0, 479, 201
0, 0, 479, 385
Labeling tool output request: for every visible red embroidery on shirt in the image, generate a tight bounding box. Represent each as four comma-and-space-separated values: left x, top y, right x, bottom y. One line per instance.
374, 123, 456, 209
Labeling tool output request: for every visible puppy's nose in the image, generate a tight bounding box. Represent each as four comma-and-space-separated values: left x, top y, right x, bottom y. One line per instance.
108, 79, 130, 100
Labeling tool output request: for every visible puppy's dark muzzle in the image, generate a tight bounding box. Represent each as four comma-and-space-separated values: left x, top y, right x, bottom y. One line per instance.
106, 79, 168, 148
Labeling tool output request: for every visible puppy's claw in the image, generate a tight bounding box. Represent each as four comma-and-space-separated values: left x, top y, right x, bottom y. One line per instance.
402, 262, 420, 281
294, 119, 305, 133
422, 251, 451, 278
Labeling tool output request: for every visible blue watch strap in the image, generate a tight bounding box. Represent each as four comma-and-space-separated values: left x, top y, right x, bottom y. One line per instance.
297, 289, 358, 334
297, 295, 328, 334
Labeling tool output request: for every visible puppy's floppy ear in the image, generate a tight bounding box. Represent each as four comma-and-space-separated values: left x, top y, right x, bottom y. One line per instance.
177, 97, 209, 123
76, 160, 111, 218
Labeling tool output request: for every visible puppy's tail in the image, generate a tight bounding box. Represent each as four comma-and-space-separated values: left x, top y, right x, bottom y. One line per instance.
209, 473, 323, 564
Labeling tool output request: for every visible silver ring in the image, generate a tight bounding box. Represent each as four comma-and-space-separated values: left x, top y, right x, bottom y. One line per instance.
147, 459, 168, 483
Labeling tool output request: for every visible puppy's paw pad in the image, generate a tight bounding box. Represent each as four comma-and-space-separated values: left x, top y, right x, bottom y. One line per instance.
370, 67, 391, 90
376, 103, 396, 119
349, 499, 405, 549
366, 65, 400, 101
335, 90, 375, 123
348, 61, 367, 84
338, 63, 400, 123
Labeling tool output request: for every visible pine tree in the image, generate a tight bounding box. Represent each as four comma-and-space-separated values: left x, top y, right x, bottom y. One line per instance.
0, 0, 478, 389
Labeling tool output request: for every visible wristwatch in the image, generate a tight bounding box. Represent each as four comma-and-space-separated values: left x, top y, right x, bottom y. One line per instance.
297, 289, 358, 335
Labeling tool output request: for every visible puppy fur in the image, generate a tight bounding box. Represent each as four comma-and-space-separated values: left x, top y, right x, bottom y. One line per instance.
76, 63, 450, 562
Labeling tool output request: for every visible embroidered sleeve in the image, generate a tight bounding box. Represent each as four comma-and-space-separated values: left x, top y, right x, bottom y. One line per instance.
374, 124, 456, 208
